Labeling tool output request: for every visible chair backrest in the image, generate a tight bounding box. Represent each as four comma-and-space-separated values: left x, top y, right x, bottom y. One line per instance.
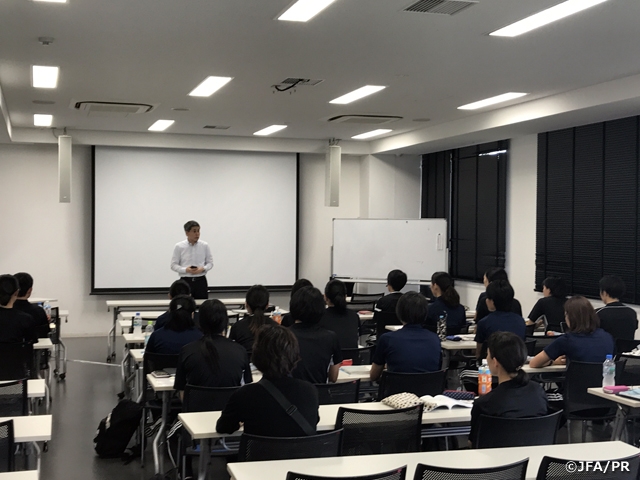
565, 360, 625, 417
524, 339, 536, 357
0, 380, 28, 417
373, 311, 401, 339
287, 466, 407, 480
182, 384, 240, 412
0, 420, 15, 473
615, 338, 640, 359
336, 404, 423, 456
525, 324, 536, 337
415, 459, 528, 480
352, 293, 385, 301
347, 299, 377, 312
315, 380, 360, 405
238, 429, 343, 462
377, 370, 446, 400
0, 343, 33, 381
475, 409, 563, 449
536, 454, 640, 480
341, 346, 374, 365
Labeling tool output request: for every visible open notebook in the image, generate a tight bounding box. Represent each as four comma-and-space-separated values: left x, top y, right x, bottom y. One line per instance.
419, 394, 474, 411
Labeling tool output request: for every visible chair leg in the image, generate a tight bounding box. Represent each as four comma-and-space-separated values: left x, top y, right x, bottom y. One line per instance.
566, 419, 571, 443
582, 421, 586, 443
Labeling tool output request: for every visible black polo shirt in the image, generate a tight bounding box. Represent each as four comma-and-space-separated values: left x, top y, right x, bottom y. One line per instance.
374, 292, 402, 313
319, 307, 360, 349
145, 327, 203, 355
475, 292, 522, 322
372, 324, 441, 373
527, 296, 566, 332
0, 307, 38, 344
13, 299, 50, 338
544, 328, 614, 363
289, 323, 343, 384
424, 297, 467, 335
596, 302, 638, 341
155, 311, 200, 330
229, 316, 277, 355
474, 311, 526, 351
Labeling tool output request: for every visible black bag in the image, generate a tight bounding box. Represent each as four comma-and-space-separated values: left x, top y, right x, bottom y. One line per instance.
94, 399, 143, 458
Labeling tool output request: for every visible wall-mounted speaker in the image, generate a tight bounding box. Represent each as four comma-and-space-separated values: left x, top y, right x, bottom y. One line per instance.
325, 145, 341, 207
58, 135, 72, 203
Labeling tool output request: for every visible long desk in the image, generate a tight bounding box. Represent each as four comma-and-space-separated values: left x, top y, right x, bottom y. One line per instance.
0, 472, 38, 480
227, 441, 638, 480
0, 415, 53, 474
588, 387, 640, 442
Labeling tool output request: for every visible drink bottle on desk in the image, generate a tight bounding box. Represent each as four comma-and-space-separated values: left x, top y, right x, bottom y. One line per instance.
478, 359, 492, 395
437, 313, 447, 340
43, 301, 52, 319
144, 321, 154, 349
602, 354, 616, 387
133, 312, 142, 335
272, 308, 282, 325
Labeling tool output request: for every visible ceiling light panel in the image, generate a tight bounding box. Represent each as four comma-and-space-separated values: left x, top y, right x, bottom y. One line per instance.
33, 0, 67, 3
148, 120, 174, 132
32, 66, 59, 88
352, 129, 393, 140
278, 0, 338, 22
490, 0, 608, 37
329, 85, 386, 105
188, 76, 233, 97
458, 92, 527, 110
33, 114, 52, 127
254, 125, 287, 136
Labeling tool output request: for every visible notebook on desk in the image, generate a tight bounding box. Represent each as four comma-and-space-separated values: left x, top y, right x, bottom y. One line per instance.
617, 388, 640, 401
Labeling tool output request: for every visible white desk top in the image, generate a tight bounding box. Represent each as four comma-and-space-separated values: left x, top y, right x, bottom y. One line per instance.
441, 339, 477, 350
335, 278, 432, 286
146, 374, 175, 392
0, 415, 52, 442
107, 298, 245, 309
358, 312, 374, 321
522, 364, 566, 374
588, 387, 640, 408
130, 349, 144, 363
119, 311, 166, 320
0, 472, 39, 480
0, 380, 45, 399
123, 333, 146, 344
33, 338, 53, 350
227, 441, 637, 480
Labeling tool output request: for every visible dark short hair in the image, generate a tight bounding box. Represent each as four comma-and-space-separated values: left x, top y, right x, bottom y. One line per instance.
291, 278, 313, 298
396, 291, 428, 325
485, 280, 514, 312
14, 272, 34, 297
387, 270, 407, 292
0, 274, 19, 306
485, 267, 508, 283
431, 271, 460, 308
543, 276, 567, 298
599, 275, 626, 300
324, 279, 347, 311
564, 295, 599, 334
184, 220, 200, 232
290, 286, 325, 325
199, 299, 228, 336
166, 295, 196, 332
487, 331, 529, 385
252, 325, 300, 379
169, 279, 191, 298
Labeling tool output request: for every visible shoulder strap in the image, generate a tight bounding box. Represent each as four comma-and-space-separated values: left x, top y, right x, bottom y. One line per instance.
258, 378, 315, 436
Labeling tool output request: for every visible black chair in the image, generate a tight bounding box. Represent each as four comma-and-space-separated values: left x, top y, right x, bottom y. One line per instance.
336, 404, 423, 456
525, 324, 536, 337
316, 380, 360, 405
238, 429, 343, 462
347, 299, 377, 313
414, 459, 528, 480
564, 360, 625, 442
351, 292, 385, 302
342, 346, 374, 365
182, 384, 240, 412
0, 379, 28, 417
616, 339, 640, 385
524, 339, 537, 357
373, 311, 401, 339
142, 352, 180, 402
475, 409, 563, 449
287, 466, 407, 480
536, 454, 640, 480
0, 420, 15, 473
377, 370, 446, 400
0, 343, 33, 381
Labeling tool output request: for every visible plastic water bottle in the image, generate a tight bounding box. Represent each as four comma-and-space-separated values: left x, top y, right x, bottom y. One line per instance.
43, 301, 52, 319
133, 312, 142, 335
272, 307, 282, 325
144, 321, 154, 348
437, 313, 447, 340
602, 354, 616, 387
479, 359, 492, 395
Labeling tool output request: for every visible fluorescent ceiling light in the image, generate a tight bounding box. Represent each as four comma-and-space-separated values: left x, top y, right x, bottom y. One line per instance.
490, 0, 608, 37
148, 120, 174, 132
479, 150, 508, 157
32, 66, 59, 88
352, 129, 392, 140
329, 85, 386, 105
253, 125, 287, 136
278, 0, 338, 22
33, 114, 52, 127
33, 0, 67, 3
458, 92, 528, 110
188, 76, 233, 97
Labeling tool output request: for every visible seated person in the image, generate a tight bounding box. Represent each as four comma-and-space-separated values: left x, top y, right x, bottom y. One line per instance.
174, 299, 251, 396
216, 325, 319, 436
424, 271, 466, 336
525, 276, 567, 334
13, 272, 51, 339
0, 274, 38, 344
319, 279, 360, 349
530, 296, 615, 367
370, 291, 441, 381
475, 268, 523, 322
229, 285, 277, 356
155, 279, 199, 330
474, 280, 526, 360
145, 295, 203, 355
281, 279, 313, 328
469, 331, 548, 448
289, 286, 343, 384
596, 275, 638, 342
374, 269, 407, 313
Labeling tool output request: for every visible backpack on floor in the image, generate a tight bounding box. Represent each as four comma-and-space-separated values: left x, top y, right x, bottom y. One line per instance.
94, 399, 143, 458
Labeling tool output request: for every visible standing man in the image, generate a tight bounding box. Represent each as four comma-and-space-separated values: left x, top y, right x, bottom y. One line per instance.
171, 220, 213, 299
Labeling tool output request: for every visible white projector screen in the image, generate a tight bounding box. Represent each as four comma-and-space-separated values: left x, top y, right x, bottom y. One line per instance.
93, 146, 297, 292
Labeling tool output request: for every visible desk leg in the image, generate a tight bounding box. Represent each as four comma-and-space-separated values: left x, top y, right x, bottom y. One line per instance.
121, 348, 133, 398
33, 441, 41, 477
611, 405, 629, 442
152, 391, 169, 475
107, 308, 118, 362
197, 438, 211, 480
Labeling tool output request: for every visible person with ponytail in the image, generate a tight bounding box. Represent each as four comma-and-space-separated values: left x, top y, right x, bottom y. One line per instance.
525, 276, 567, 333
230, 285, 276, 356
475, 267, 523, 322
0, 274, 38, 344
174, 299, 251, 396
281, 279, 313, 328
425, 272, 467, 335
145, 295, 202, 355
319, 279, 360, 349
469, 331, 548, 447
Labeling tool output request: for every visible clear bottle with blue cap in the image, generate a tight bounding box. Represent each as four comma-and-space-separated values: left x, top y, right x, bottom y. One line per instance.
602, 354, 615, 387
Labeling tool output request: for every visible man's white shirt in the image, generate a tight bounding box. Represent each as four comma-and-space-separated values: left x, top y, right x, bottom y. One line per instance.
171, 240, 213, 276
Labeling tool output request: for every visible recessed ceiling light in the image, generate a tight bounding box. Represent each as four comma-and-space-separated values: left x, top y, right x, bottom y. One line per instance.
329, 85, 386, 105
32, 66, 59, 89
148, 120, 174, 132
352, 129, 392, 140
458, 92, 528, 110
254, 125, 287, 136
33, 114, 53, 127
33, 0, 67, 3
490, 0, 608, 37
171, 107, 190, 112
278, 0, 338, 22
33, 100, 55, 105
188, 76, 233, 97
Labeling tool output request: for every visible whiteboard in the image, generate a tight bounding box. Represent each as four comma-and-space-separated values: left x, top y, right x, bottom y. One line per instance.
332, 219, 448, 281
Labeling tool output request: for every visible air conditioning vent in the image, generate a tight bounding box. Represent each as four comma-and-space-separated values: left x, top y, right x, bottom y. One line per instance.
403, 0, 477, 15
328, 115, 402, 125
203, 125, 230, 130
280, 78, 324, 86
73, 101, 153, 117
